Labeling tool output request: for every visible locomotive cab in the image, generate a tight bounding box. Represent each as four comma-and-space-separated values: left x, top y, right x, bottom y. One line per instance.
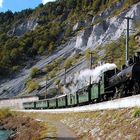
132, 63, 140, 82
134, 52, 140, 63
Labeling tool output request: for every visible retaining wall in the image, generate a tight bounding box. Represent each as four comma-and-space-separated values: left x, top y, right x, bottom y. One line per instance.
0, 96, 39, 109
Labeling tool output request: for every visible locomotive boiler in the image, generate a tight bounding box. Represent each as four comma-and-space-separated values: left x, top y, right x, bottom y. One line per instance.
108, 53, 140, 97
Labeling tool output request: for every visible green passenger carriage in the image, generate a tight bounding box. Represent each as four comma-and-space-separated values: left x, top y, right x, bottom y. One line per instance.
23, 101, 35, 109
77, 86, 89, 104
48, 98, 57, 108
57, 95, 67, 108
67, 93, 77, 106
36, 100, 48, 109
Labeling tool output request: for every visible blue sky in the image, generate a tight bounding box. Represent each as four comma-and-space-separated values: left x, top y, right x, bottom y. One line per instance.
0, 0, 55, 12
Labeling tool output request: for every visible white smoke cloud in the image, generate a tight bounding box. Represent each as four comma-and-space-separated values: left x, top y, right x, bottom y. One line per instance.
0, 0, 3, 8
42, 0, 55, 5
78, 63, 117, 83
63, 63, 117, 94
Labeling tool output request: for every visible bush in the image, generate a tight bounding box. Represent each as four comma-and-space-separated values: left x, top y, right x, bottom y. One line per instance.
55, 79, 61, 86
64, 57, 73, 69
0, 109, 12, 119
133, 108, 140, 118
30, 67, 40, 78
85, 48, 91, 61
26, 80, 40, 93
48, 70, 56, 79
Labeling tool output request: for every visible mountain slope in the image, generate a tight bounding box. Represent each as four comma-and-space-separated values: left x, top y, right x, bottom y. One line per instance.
0, 0, 140, 98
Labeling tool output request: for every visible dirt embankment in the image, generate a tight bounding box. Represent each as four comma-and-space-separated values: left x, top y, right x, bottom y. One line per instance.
0, 109, 48, 140
29, 108, 140, 140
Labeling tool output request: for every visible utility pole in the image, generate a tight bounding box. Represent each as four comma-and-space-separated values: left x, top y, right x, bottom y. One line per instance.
64, 68, 66, 86
45, 75, 47, 99
124, 16, 133, 65
89, 52, 94, 85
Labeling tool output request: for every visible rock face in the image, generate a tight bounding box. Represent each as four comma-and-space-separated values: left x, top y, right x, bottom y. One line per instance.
74, 1, 140, 50
7, 19, 38, 37
73, 21, 85, 31
92, 0, 125, 23
75, 27, 93, 50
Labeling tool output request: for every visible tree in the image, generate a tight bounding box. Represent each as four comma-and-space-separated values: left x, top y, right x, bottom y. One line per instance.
92, 0, 102, 13
26, 80, 40, 93
30, 67, 40, 78
85, 48, 91, 61
55, 79, 61, 86
66, 0, 77, 9
64, 57, 73, 69
48, 42, 55, 53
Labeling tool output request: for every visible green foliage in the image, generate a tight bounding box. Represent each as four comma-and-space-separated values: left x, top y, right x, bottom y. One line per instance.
92, 0, 102, 13
0, 108, 12, 119
55, 79, 61, 86
30, 67, 40, 78
26, 80, 40, 93
65, 26, 72, 37
48, 42, 55, 53
0, 0, 139, 77
133, 108, 140, 118
85, 48, 91, 61
45, 57, 64, 74
48, 70, 56, 79
64, 57, 73, 69
104, 36, 138, 68
66, 0, 77, 9
45, 62, 57, 73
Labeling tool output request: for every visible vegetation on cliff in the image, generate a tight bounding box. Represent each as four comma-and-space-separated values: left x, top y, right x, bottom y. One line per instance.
0, 0, 139, 76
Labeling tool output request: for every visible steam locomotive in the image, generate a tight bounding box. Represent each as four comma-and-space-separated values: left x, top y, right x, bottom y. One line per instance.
23, 52, 140, 110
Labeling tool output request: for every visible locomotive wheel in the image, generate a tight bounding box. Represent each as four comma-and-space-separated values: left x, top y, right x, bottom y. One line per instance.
133, 82, 139, 95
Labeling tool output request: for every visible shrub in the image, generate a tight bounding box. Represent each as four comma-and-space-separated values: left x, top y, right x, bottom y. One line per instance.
55, 79, 61, 86
85, 48, 91, 61
65, 26, 72, 37
30, 67, 40, 78
132, 108, 140, 118
64, 57, 73, 69
26, 80, 40, 93
0, 109, 12, 119
48, 70, 56, 79
12, 65, 20, 73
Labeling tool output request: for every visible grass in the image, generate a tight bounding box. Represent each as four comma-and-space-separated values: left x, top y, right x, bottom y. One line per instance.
132, 108, 140, 118
0, 108, 12, 119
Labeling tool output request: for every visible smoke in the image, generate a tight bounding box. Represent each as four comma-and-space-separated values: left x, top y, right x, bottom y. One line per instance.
78, 63, 117, 83
63, 63, 117, 94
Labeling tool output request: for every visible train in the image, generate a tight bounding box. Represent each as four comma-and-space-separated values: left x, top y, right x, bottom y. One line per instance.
23, 52, 140, 110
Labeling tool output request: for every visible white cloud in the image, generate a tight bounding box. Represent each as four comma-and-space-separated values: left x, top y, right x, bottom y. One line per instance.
42, 0, 55, 5
0, 0, 3, 8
